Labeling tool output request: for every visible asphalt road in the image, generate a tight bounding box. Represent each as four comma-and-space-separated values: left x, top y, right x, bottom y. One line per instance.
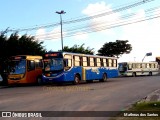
0, 76, 160, 120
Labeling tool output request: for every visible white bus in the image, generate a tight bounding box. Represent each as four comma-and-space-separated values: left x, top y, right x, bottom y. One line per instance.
118, 62, 159, 77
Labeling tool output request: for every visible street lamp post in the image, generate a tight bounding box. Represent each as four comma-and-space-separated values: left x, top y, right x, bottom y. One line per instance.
56, 10, 66, 51
142, 52, 152, 62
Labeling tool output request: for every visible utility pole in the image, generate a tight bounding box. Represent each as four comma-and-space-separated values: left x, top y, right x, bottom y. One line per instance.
56, 10, 66, 51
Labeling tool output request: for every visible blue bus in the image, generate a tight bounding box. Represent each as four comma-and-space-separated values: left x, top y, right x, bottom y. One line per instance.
42, 52, 118, 84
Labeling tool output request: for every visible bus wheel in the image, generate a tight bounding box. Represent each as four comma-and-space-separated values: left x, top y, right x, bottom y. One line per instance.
132, 72, 136, 77
37, 76, 43, 85
73, 75, 80, 85
99, 73, 107, 82
149, 72, 152, 76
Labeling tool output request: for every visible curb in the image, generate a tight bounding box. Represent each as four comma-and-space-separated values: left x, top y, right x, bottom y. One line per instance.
0, 86, 9, 89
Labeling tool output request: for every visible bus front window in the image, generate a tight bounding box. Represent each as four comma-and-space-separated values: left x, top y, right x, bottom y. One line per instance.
118, 63, 127, 72
10, 60, 26, 74
44, 58, 63, 71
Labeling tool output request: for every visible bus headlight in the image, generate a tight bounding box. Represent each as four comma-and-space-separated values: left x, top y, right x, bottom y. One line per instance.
45, 73, 50, 77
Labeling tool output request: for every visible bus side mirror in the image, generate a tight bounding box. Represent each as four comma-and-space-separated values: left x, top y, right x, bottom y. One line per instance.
64, 59, 68, 67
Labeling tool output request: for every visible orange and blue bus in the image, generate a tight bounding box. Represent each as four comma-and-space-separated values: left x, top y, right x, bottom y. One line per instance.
8, 55, 43, 85
42, 52, 118, 84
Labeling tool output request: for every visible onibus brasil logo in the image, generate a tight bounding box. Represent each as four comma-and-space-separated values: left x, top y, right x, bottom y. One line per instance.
1, 112, 42, 118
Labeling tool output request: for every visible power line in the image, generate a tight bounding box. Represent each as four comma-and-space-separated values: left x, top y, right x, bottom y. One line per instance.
7, 0, 155, 32
35, 6, 160, 39
35, 10, 160, 40
63, 0, 155, 25
35, 13, 160, 40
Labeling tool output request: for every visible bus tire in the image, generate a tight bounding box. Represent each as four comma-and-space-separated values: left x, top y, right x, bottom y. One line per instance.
99, 73, 107, 82
73, 74, 80, 85
132, 72, 136, 77
149, 72, 152, 76
37, 76, 43, 85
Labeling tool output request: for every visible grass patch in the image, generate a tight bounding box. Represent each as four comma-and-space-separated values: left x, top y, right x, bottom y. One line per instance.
110, 101, 160, 120
129, 101, 160, 111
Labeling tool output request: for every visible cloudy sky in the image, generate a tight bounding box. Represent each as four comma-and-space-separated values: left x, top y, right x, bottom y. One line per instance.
0, 0, 160, 62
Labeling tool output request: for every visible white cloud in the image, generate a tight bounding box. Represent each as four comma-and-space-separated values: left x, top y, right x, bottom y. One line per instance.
73, 32, 88, 40
82, 1, 120, 33
118, 8, 160, 62
47, 27, 61, 40
35, 27, 67, 41
35, 28, 46, 41
81, 2, 160, 62
82, 1, 110, 15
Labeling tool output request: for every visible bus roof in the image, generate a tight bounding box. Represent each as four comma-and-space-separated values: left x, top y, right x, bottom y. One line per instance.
11, 55, 42, 60
45, 51, 118, 59
119, 61, 158, 64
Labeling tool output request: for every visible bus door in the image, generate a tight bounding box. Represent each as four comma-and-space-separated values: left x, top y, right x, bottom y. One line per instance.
27, 60, 37, 83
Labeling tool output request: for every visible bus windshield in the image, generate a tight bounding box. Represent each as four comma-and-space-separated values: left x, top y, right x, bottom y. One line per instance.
44, 58, 63, 71
9, 60, 26, 74
118, 63, 127, 72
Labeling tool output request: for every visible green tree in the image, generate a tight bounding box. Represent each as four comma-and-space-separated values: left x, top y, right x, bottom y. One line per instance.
97, 40, 132, 57
0, 32, 46, 85
63, 43, 94, 55
6, 33, 46, 56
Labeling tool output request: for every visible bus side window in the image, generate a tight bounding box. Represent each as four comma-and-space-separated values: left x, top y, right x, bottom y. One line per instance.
142, 63, 146, 69
108, 59, 112, 67
74, 56, 80, 66
100, 58, 104, 66
97, 58, 101, 67
154, 63, 158, 68
113, 59, 117, 67
35, 59, 43, 69
136, 63, 141, 68
103, 59, 107, 67
153, 64, 155, 68
90, 57, 94, 67
128, 64, 132, 70
64, 59, 72, 70
64, 59, 68, 67
82, 57, 87, 66
150, 64, 154, 68
27, 60, 35, 71
64, 54, 72, 70
132, 64, 135, 69
68, 60, 72, 67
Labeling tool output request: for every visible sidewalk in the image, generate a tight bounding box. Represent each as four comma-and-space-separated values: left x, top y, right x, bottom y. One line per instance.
139, 89, 160, 102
